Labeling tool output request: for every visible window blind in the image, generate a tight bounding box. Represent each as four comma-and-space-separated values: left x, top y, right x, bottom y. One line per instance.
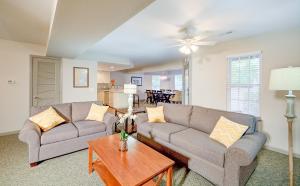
227, 52, 261, 116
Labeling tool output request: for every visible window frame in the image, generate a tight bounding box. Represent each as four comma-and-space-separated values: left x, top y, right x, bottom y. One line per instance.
174, 74, 183, 91
151, 75, 161, 90
226, 51, 262, 116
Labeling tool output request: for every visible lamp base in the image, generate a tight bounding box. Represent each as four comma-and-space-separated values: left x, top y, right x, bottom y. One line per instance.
287, 119, 294, 186
285, 91, 296, 186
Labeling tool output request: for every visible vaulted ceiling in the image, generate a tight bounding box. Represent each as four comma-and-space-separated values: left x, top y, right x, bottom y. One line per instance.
1, 0, 300, 68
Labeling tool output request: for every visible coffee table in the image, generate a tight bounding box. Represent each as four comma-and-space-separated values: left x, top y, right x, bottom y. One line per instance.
88, 134, 174, 186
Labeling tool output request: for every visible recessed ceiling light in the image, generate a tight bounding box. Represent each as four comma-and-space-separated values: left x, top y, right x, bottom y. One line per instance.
109, 66, 115, 69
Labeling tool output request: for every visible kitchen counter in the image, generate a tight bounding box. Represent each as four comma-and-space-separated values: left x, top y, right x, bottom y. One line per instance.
108, 89, 128, 109
98, 88, 128, 109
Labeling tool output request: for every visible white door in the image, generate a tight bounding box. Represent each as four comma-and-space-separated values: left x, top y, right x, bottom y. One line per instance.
32, 56, 61, 107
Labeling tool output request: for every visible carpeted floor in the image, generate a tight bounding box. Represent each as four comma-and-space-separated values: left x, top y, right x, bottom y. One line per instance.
0, 134, 299, 186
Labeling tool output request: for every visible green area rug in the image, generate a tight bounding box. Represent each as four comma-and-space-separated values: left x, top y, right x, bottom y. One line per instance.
0, 135, 299, 185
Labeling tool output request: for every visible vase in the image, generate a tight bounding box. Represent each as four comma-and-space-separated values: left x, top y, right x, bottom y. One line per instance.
119, 139, 128, 151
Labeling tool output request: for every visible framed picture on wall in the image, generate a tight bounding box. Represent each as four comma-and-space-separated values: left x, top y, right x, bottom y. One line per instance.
73, 67, 89, 88
131, 76, 142, 86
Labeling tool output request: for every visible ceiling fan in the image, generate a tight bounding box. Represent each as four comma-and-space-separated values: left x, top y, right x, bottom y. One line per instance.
170, 26, 231, 55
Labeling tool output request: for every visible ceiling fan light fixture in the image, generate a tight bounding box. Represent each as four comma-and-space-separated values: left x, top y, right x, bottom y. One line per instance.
190, 45, 198, 52
179, 45, 191, 55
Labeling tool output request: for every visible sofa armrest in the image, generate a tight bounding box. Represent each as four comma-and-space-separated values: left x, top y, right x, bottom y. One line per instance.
18, 120, 41, 163
103, 112, 118, 135
225, 132, 267, 166
223, 132, 266, 186
19, 120, 41, 145
135, 113, 148, 126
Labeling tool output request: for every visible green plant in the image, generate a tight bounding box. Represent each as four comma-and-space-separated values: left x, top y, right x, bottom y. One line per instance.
120, 130, 128, 141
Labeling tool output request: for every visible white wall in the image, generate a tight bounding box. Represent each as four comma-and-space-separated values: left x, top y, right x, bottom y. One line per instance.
97, 70, 110, 83
191, 28, 300, 155
0, 39, 46, 134
61, 58, 97, 103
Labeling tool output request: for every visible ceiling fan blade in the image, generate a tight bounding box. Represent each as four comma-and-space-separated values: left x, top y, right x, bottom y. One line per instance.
166, 44, 185, 48
193, 41, 216, 46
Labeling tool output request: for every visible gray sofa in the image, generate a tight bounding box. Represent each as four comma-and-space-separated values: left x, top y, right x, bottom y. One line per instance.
135, 103, 266, 186
19, 101, 117, 167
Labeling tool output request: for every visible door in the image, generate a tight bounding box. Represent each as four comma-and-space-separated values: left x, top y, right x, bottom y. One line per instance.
32, 56, 61, 107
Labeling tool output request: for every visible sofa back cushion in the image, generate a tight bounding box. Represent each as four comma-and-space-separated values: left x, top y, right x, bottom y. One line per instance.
72, 101, 102, 122
190, 106, 256, 134
157, 103, 192, 127
31, 103, 72, 122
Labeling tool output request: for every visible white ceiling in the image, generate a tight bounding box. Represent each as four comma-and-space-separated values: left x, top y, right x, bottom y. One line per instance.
97, 62, 133, 72
46, 0, 154, 58
0, 0, 56, 45
1, 0, 299, 67
78, 0, 300, 66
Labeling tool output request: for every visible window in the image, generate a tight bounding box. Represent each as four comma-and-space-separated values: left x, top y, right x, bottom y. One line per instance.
152, 75, 160, 90
227, 52, 261, 116
174, 74, 183, 90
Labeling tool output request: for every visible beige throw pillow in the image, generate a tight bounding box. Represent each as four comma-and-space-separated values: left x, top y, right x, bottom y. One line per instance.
29, 107, 65, 132
146, 106, 166, 123
209, 116, 248, 148
86, 103, 109, 122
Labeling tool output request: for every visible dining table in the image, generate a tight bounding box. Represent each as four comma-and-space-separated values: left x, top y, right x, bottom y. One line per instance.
152, 92, 175, 103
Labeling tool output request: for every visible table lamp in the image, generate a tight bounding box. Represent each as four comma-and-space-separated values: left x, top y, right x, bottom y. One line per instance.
269, 66, 300, 186
124, 84, 137, 115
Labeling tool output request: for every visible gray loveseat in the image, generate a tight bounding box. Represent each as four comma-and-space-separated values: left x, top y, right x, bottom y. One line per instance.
135, 103, 266, 186
19, 101, 117, 167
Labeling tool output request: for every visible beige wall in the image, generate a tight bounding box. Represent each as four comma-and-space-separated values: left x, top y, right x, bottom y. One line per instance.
97, 70, 110, 83
0, 39, 98, 134
0, 39, 46, 134
61, 58, 97, 103
191, 28, 300, 155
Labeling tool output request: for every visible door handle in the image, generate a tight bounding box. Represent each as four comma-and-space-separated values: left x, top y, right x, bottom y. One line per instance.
34, 96, 40, 99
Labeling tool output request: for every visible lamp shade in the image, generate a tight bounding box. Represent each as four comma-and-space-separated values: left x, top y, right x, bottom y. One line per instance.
269, 67, 300, 90
124, 84, 137, 94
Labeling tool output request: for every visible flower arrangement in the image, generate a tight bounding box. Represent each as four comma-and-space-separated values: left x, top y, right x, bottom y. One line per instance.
120, 129, 128, 141
118, 113, 137, 124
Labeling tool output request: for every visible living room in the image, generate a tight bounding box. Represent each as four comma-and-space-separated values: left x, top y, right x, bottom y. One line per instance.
0, 0, 299, 186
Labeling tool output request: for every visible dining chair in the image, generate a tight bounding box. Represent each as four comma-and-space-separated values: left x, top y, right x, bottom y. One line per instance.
145, 90, 153, 104
171, 91, 182, 104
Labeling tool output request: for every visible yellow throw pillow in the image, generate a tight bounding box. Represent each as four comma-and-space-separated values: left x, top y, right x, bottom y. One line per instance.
209, 116, 248, 148
146, 106, 166, 123
29, 107, 65, 132
86, 103, 109, 122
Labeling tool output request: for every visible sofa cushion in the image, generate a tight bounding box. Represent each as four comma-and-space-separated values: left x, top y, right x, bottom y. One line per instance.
158, 103, 192, 127
72, 101, 102, 122
41, 123, 78, 145
170, 128, 226, 167
73, 120, 106, 136
30, 107, 65, 132
137, 122, 154, 138
151, 123, 187, 142
190, 106, 256, 134
31, 103, 72, 122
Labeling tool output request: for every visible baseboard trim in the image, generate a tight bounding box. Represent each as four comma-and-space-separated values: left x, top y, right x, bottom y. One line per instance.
0, 130, 19, 136
264, 145, 300, 158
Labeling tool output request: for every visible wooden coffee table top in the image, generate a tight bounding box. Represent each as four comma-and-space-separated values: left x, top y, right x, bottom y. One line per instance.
88, 134, 174, 186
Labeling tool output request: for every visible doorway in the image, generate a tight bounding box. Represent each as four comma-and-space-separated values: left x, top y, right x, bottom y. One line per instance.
31, 56, 62, 107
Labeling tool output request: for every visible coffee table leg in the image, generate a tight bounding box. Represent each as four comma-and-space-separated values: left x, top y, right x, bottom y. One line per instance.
166, 166, 173, 186
88, 146, 93, 174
